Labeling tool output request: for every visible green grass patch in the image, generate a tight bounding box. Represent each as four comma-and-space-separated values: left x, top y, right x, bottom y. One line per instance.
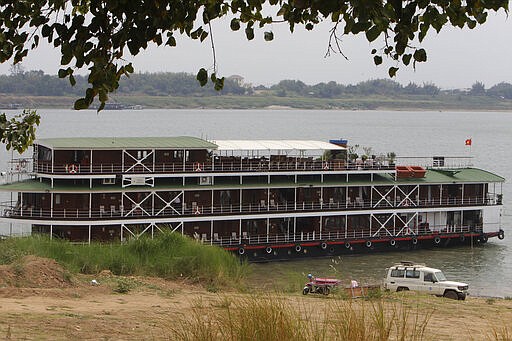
0, 232, 247, 286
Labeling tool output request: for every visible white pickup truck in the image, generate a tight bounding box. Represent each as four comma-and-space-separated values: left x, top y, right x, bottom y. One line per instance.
384, 261, 469, 300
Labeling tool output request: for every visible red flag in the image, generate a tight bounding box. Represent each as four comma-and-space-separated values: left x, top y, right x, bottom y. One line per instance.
465, 138, 472, 146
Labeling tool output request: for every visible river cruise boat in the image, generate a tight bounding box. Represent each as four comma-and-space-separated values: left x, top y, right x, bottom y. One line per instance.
0, 136, 505, 261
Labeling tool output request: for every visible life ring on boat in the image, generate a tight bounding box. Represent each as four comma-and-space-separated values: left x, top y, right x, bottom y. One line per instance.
411, 237, 418, 245
320, 242, 328, 250
238, 247, 245, 255
194, 162, 202, 172
265, 246, 273, 254
295, 244, 302, 252
68, 164, 78, 174
498, 229, 505, 240
323, 162, 329, 170
345, 242, 351, 249
389, 239, 396, 247
459, 234, 466, 243
365, 240, 372, 248
434, 236, 441, 245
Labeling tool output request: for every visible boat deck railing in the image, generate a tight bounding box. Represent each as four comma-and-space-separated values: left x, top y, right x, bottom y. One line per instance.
0, 196, 498, 219
204, 225, 484, 247
32, 160, 394, 175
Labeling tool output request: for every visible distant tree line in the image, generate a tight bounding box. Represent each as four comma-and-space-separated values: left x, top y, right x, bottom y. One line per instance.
1, 68, 512, 100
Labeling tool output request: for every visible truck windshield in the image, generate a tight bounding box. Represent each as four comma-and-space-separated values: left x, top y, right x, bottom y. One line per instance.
434, 271, 447, 281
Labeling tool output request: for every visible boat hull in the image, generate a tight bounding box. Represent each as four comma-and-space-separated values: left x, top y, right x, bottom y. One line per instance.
229, 232, 501, 262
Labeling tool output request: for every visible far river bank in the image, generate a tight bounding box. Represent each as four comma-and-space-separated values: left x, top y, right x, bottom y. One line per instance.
2, 94, 512, 111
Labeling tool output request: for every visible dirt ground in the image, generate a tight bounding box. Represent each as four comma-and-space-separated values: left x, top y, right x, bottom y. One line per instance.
0, 257, 511, 340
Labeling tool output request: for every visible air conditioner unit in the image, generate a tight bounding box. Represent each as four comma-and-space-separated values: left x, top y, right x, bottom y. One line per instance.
199, 176, 212, 185
102, 178, 116, 185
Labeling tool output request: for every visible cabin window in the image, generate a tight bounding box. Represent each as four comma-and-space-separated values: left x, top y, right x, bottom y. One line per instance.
55, 194, 61, 205
424, 272, 434, 282
390, 269, 405, 278
406, 269, 420, 278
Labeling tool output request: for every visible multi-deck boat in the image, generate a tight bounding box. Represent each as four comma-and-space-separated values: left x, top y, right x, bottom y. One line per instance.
0, 136, 505, 261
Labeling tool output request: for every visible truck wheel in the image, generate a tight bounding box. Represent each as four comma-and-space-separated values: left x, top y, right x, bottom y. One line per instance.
397, 287, 409, 292
303, 287, 310, 295
443, 290, 459, 300
323, 287, 330, 295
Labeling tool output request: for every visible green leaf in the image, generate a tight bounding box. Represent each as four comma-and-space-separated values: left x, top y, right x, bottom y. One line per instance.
264, 31, 274, 41
402, 54, 412, 65
74, 98, 89, 110
245, 27, 254, 40
214, 77, 225, 91
69, 74, 76, 86
373, 55, 383, 65
196, 68, 208, 86
371, 49, 377, 54
413, 48, 427, 62
365, 26, 381, 42
230, 19, 240, 31
388, 67, 399, 77
58, 68, 67, 78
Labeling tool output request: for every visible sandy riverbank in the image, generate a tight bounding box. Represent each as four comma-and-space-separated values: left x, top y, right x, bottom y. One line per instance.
0, 258, 510, 340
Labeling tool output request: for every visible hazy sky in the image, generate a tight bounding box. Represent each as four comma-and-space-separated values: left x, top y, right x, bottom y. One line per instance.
0, 10, 509, 89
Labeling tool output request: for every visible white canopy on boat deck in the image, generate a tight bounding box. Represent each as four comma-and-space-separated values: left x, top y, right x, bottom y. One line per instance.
212, 140, 346, 151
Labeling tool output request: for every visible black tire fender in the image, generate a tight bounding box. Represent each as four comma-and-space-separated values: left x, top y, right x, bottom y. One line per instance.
498, 229, 505, 240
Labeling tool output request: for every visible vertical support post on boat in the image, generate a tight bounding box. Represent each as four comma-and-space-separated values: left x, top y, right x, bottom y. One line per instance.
50, 225, 53, 240
461, 184, 464, 205
293, 217, 297, 241
90, 150, 93, 173
51, 149, 54, 174
210, 220, 214, 245
89, 193, 92, 218
151, 191, 155, 216
239, 189, 242, 213
121, 149, 125, 173
266, 217, 270, 243
369, 213, 373, 237
345, 215, 348, 239
440, 184, 443, 205
320, 187, 323, 209
50, 193, 53, 218
152, 149, 155, 172
239, 219, 242, 244
267, 188, 270, 211
88, 225, 91, 245
345, 186, 349, 208
294, 188, 297, 210
182, 149, 186, 172
319, 215, 322, 239
370, 185, 374, 207
211, 190, 214, 214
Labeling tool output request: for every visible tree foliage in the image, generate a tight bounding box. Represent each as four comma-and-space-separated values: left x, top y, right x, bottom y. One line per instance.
0, 0, 508, 111
0, 110, 40, 153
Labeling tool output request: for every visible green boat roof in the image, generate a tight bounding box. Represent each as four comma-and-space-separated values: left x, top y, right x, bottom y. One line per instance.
0, 168, 503, 193
35, 136, 217, 150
